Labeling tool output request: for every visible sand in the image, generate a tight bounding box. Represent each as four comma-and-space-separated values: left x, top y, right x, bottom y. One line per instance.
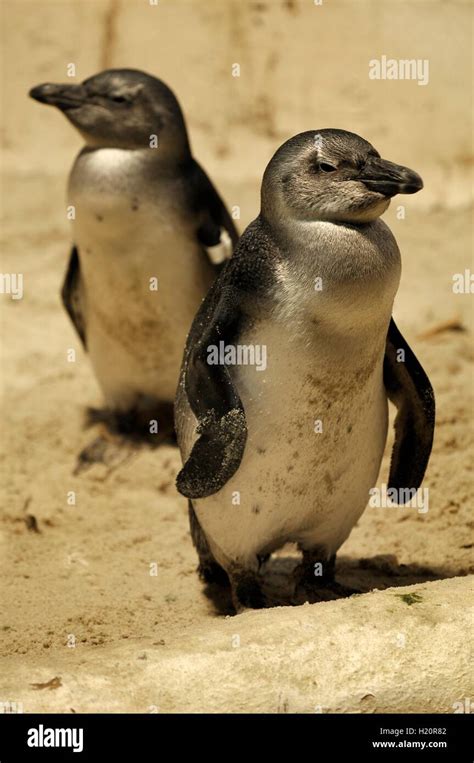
1, 191, 473, 711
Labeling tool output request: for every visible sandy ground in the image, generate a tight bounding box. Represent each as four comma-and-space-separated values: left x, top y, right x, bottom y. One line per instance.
0, 173, 472, 710
1, 578, 471, 714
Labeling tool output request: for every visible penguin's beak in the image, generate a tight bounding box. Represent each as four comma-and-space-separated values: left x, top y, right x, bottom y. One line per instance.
358, 157, 423, 196
29, 83, 89, 111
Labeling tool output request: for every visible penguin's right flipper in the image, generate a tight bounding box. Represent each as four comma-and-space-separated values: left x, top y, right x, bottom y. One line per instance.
61, 246, 87, 349
176, 281, 247, 499
384, 318, 435, 495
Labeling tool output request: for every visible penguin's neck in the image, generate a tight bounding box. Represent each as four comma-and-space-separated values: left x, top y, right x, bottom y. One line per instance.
269, 216, 401, 342
75, 144, 189, 176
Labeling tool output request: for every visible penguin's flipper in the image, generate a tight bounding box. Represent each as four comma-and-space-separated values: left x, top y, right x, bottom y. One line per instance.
199, 224, 233, 267
176, 282, 247, 499
190, 160, 239, 269
384, 318, 435, 498
61, 246, 87, 349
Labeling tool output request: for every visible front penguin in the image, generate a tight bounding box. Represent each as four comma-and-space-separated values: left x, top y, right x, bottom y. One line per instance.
175, 129, 435, 612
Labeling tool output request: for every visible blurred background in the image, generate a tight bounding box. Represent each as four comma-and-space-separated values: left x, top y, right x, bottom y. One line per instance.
1, 0, 472, 230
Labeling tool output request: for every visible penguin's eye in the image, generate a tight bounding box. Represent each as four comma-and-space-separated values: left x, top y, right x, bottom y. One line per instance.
110, 95, 130, 104
319, 163, 337, 173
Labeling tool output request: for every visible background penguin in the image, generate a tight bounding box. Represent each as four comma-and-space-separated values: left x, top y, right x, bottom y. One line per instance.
175, 129, 435, 612
29, 69, 238, 465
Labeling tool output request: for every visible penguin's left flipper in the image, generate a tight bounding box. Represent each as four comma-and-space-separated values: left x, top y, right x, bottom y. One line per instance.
384, 318, 435, 498
176, 284, 247, 499
61, 245, 87, 348
190, 160, 239, 269
198, 223, 233, 268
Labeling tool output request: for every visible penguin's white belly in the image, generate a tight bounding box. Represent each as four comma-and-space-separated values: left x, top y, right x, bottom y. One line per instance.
69, 149, 213, 409
77, 220, 209, 408
191, 325, 389, 570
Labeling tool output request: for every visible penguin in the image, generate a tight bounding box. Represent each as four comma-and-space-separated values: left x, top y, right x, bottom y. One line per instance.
175, 129, 435, 612
29, 69, 238, 453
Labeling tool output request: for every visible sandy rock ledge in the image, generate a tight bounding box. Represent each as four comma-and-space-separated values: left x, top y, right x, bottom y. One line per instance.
4, 576, 472, 714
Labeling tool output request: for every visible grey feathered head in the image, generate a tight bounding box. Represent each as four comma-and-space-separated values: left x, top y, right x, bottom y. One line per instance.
262, 129, 423, 224
29, 68, 190, 156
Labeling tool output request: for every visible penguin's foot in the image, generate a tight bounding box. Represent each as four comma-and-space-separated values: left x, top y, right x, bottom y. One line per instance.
293, 579, 361, 605
198, 561, 229, 586
73, 431, 136, 476
293, 565, 361, 604
229, 571, 267, 613
189, 502, 229, 586
85, 401, 176, 446
292, 551, 360, 605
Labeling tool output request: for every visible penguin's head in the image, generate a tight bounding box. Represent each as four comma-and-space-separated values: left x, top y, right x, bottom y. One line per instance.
29, 69, 190, 156
262, 129, 423, 224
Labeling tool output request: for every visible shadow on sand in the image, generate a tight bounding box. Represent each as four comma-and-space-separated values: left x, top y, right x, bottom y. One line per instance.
200, 552, 465, 615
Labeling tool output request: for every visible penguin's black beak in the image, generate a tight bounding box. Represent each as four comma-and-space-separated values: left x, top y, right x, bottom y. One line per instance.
29, 83, 88, 111
358, 157, 423, 196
